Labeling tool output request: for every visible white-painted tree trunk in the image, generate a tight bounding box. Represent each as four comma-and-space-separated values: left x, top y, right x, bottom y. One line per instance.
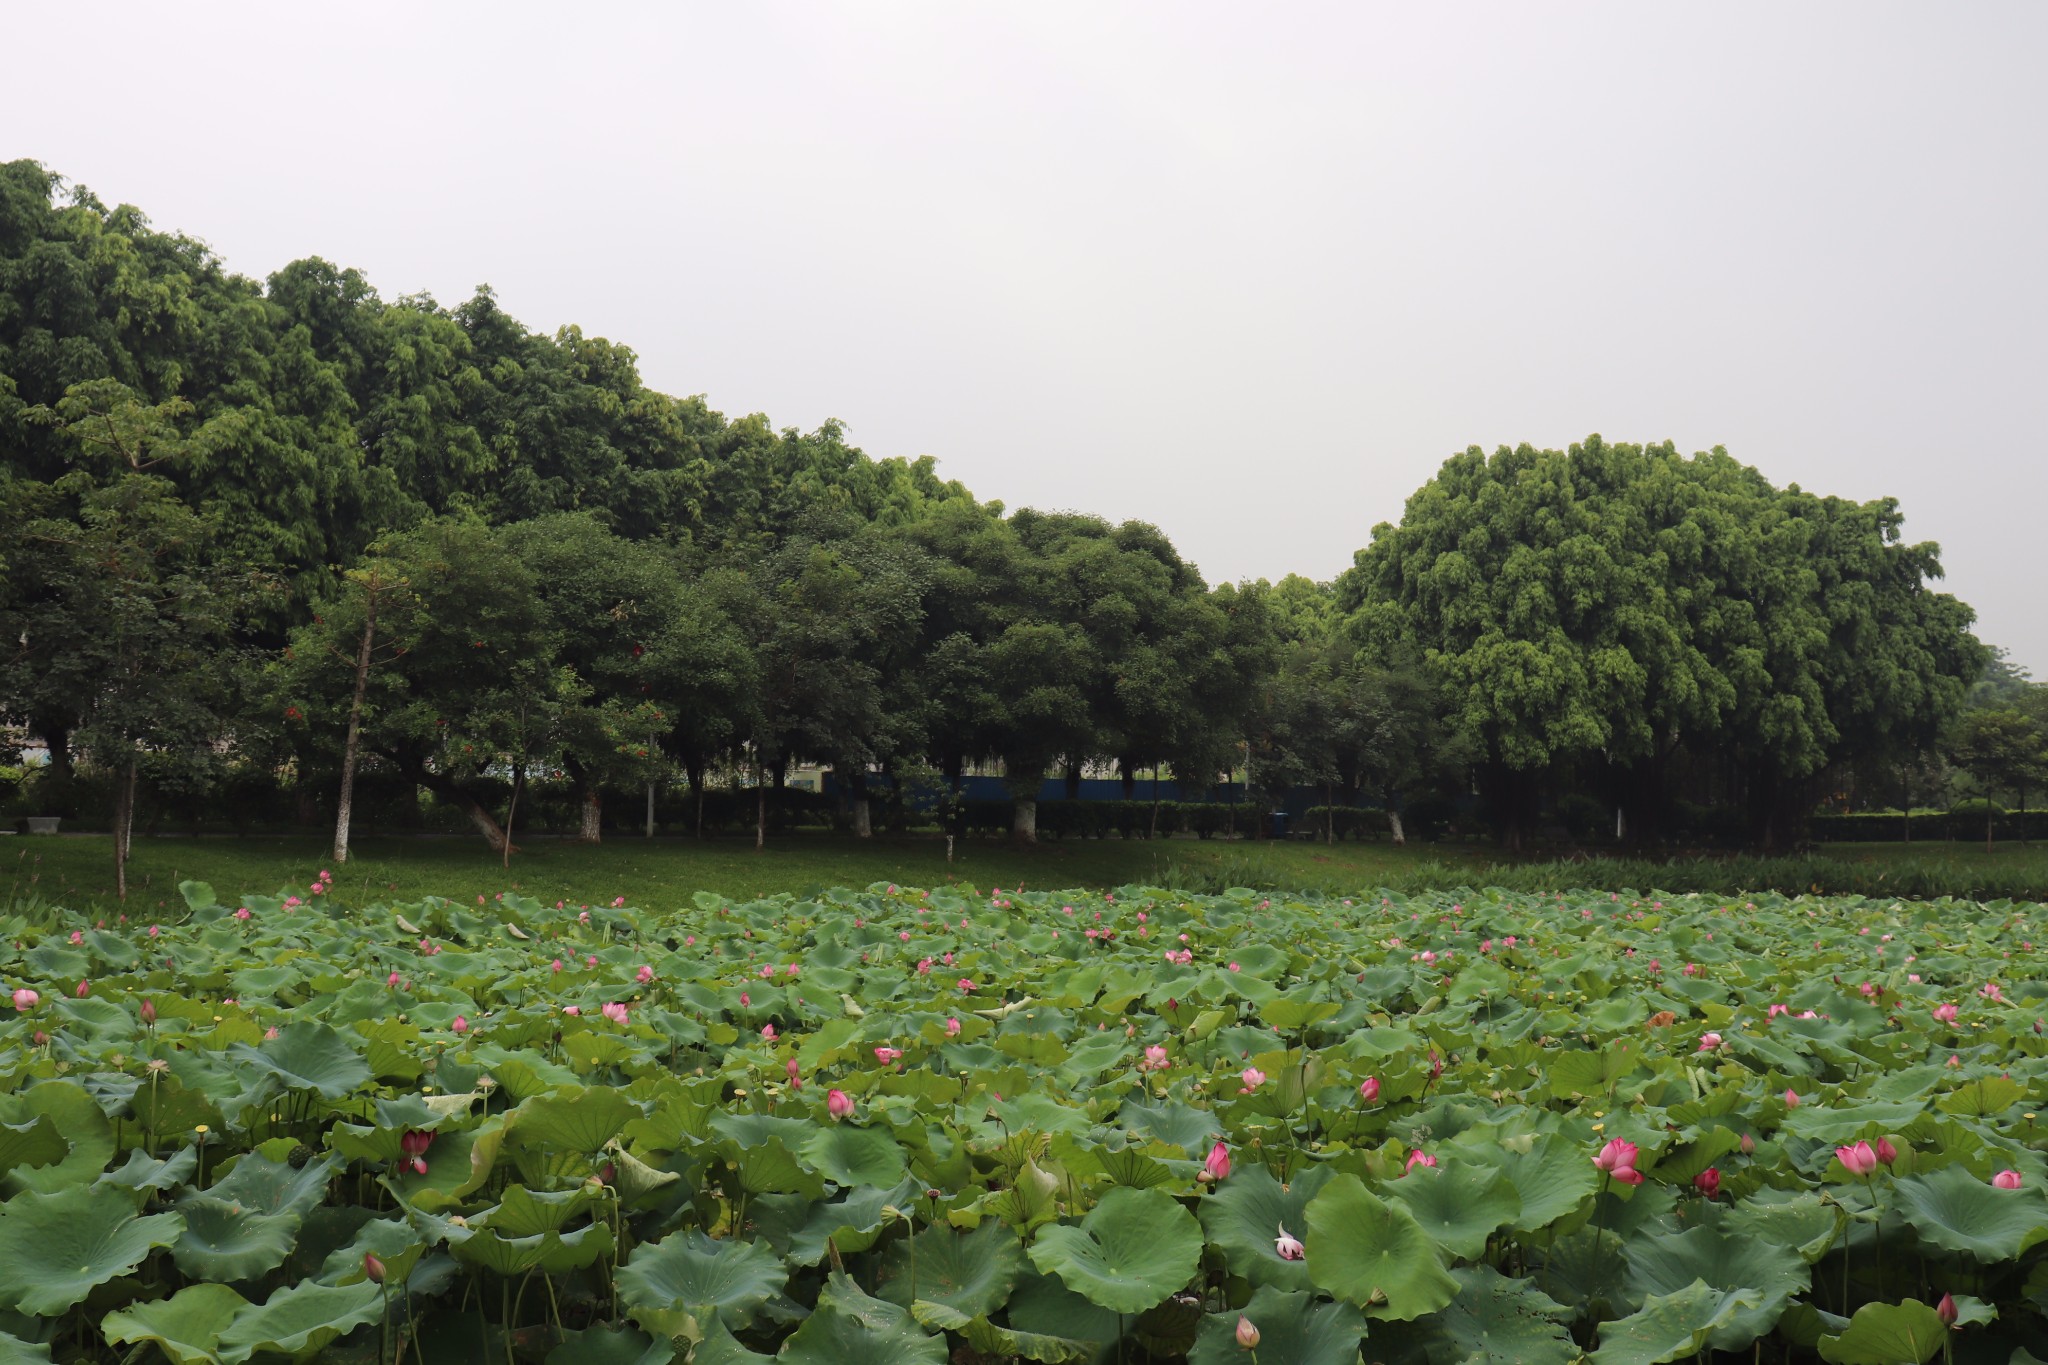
1388, 809, 1406, 846
1012, 797, 1037, 844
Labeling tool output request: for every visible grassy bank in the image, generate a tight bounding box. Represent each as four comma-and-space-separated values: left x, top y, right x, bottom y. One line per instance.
8, 830, 2048, 912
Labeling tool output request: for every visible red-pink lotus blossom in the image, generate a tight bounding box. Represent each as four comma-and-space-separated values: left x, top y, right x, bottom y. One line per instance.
1876, 1136, 1898, 1166
1836, 1141, 1879, 1177
1203, 1142, 1231, 1182
1993, 1169, 2023, 1189
1360, 1077, 1381, 1102
1241, 1067, 1267, 1091
1934, 1003, 1959, 1023
1406, 1150, 1437, 1174
874, 1046, 904, 1064
785, 1057, 802, 1088
1694, 1167, 1721, 1197
827, 1089, 854, 1121
1937, 1293, 1957, 1325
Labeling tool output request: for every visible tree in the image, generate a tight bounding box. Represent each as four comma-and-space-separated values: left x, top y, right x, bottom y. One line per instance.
1342, 437, 1983, 850
1950, 707, 2048, 849
1, 384, 260, 894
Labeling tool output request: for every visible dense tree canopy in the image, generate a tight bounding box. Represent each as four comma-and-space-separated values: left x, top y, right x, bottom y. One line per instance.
0, 162, 2008, 867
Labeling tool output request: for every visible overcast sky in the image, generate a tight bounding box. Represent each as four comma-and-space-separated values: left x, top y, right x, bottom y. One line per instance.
14, 4, 2046, 673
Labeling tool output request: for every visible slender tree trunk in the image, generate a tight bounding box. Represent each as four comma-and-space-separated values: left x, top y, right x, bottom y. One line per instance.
408, 766, 511, 851
578, 788, 603, 843
1064, 760, 1082, 802
755, 753, 767, 851
333, 594, 378, 865
1012, 796, 1038, 845
1326, 780, 1335, 845
114, 756, 138, 900
1388, 807, 1406, 846
848, 769, 872, 839
1150, 770, 1162, 839
1119, 757, 1137, 803
502, 763, 524, 870
1987, 804, 1996, 854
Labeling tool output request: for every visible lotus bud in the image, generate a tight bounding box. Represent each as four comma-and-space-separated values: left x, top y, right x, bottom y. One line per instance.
364, 1252, 387, 1284
1937, 1292, 1957, 1325
1203, 1142, 1231, 1183
1993, 1169, 2023, 1189
1740, 1133, 1756, 1155
139, 999, 157, 1026
1236, 1315, 1261, 1349
1875, 1136, 1898, 1166
1360, 1076, 1381, 1102
827, 1089, 853, 1121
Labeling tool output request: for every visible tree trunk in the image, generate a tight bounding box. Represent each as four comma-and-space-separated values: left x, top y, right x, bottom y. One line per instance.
847, 769, 872, 838
1326, 780, 1335, 845
333, 596, 377, 865
755, 754, 767, 851
1388, 807, 1406, 846
114, 756, 137, 900
1064, 760, 1082, 802
1987, 804, 1996, 854
1119, 757, 1137, 802
408, 765, 512, 851
502, 763, 524, 870
1012, 796, 1037, 845
1150, 771, 1162, 839
578, 788, 603, 843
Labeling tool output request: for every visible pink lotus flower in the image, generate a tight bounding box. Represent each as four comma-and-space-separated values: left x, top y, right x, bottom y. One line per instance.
1741, 1133, 1756, 1155
945, 1017, 961, 1037
147, 925, 160, 937
364, 1252, 387, 1283
12, 988, 37, 1011
602, 1002, 629, 1024
785, 1057, 802, 1088
958, 978, 977, 992
1274, 1223, 1305, 1260
1836, 1141, 1878, 1177
917, 958, 933, 975
1697, 1032, 1722, 1052
1241, 1067, 1267, 1091
1784, 1089, 1801, 1108
1141, 1045, 1169, 1071
1594, 1137, 1643, 1184
1360, 1077, 1381, 1102
1203, 1142, 1231, 1182
1405, 1149, 1437, 1174
233, 909, 251, 922
75, 979, 90, 998
1993, 1169, 2023, 1189
1768, 1003, 1789, 1017
563, 1005, 581, 1016
874, 1046, 904, 1064
1236, 1316, 1260, 1349
1934, 1003, 1959, 1023
139, 999, 156, 1026
451, 1015, 469, 1034
636, 965, 654, 984
1694, 1167, 1721, 1197
1937, 1293, 1958, 1325
827, 1089, 854, 1120
612, 897, 625, 908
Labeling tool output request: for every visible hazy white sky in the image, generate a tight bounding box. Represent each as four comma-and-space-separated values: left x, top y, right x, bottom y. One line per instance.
13, 4, 2046, 672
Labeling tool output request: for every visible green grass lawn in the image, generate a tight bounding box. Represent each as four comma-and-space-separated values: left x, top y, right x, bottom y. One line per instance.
1, 830, 1501, 914
9, 830, 2046, 913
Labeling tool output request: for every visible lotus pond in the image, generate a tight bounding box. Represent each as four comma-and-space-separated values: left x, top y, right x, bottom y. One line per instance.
1, 878, 2045, 1365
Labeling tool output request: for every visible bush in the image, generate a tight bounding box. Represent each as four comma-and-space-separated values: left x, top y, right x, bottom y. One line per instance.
1809, 808, 2048, 843
1300, 806, 1388, 841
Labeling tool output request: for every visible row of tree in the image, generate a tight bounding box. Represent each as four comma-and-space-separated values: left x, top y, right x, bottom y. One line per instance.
0, 159, 2021, 888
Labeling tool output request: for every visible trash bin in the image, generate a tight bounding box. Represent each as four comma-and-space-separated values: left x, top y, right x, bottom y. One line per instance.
1268, 811, 1289, 839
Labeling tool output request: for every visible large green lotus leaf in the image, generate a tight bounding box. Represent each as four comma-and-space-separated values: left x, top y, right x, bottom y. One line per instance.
537, 1222, 616, 1275
0, 1184, 184, 1315
384, 1118, 507, 1209
617, 1229, 787, 1332
969, 1265, 1122, 1362
1388, 1161, 1522, 1260
1026, 1186, 1203, 1315
1591, 1280, 1762, 1365
170, 1196, 302, 1281
1195, 1162, 1334, 1292
1303, 1172, 1457, 1321
0, 1119, 63, 1180
1471, 1131, 1600, 1231
873, 1221, 1025, 1328
546, 1323, 677, 1365
1817, 1299, 1948, 1365
1722, 1190, 1841, 1263
1187, 1285, 1367, 1365
510, 1087, 641, 1154
785, 1179, 921, 1265
318, 1217, 427, 1287
104, 1145, 199, 1194
684, 1315, 776, 1364
1890, 1165, 2048, 1262
1779, 1100, 1927, 1145
0, 1082, 113, 1194
205, 1150, 341, 1219
213, 1278, 383, 1365
1624, 1223, 1807, 1350
1262, 998, 1342, 1033
1367, 1266, 1576, 1365
1937, 1076, 2027, 1117
1645, 1128, 1744, 1186
226, 1022, 372, 1098
800, 1124, 908, 1189
1115, 1095, 1224, 1155
0, 1330, 51, 1364
486, 1184, 600, 1236
449, 1228, 551, 1276
777, 1272, 947, 1365
103, 1282, 250, 1365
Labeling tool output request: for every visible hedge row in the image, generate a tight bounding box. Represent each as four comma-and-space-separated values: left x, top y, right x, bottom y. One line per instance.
950, 799, 1264, 840
1808, 808, 2048, 843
